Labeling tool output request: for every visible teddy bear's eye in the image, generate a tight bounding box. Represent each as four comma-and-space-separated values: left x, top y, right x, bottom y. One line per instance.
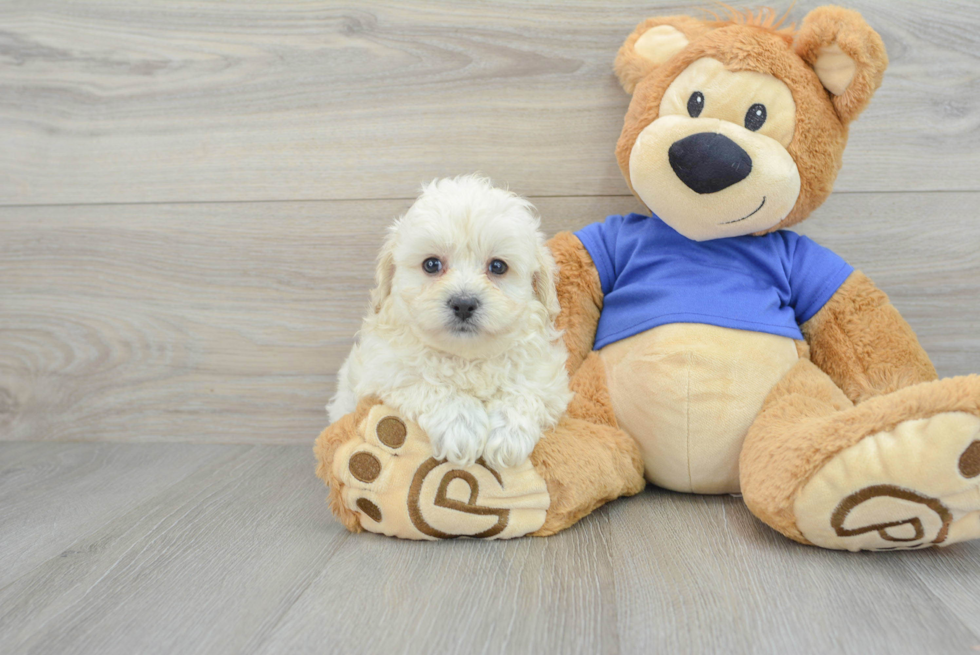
687, 91, 704, 118
745, 103, 767, 131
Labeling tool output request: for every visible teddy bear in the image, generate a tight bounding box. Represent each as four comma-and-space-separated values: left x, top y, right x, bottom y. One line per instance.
315, 5, 980, 551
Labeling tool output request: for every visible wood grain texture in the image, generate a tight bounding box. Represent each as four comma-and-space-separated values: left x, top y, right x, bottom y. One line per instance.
898, 543, 980, 642
2, 192, 979, 444
3, 3, 980, 653
0, 442, 248, 588
604, 490, 979, 653
1, 0, 979, 205
0, 443, 351, 655
0, 195, 639, 443
1, 442, 978, 655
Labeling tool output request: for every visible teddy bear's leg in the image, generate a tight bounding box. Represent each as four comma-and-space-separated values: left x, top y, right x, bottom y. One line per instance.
530, 351, 646, 536
315, 352, 645, 539
740, 358, 980, 550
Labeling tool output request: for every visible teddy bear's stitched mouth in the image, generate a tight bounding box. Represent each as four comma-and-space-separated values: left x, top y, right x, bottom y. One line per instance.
719, 196, 766, 225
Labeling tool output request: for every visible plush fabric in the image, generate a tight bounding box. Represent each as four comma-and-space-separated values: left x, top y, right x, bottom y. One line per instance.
316, 5, 980, 551
801, 271, 939, 403
794, 6, 888, 127
601, 322, 799, 493
315, 340, 645, 540
741, 364, 980, 548
329, 402, 551, 540
615, 13, 864, 233
548, 230, 605, 374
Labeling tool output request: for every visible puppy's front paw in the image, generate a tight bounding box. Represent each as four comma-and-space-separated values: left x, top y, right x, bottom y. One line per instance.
484, 408, 541, 469
419, 399, 489, 467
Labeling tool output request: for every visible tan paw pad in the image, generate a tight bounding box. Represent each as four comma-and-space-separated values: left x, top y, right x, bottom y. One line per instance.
376, 416, 407, 449
333, 404, 550, 540
796, 411, 980, 551
349, 452, 382, 483
959, 441, 980, 479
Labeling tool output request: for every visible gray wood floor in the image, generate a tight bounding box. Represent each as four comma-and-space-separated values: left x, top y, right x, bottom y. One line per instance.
2, 1, 980, 653
3, 441, 980, 655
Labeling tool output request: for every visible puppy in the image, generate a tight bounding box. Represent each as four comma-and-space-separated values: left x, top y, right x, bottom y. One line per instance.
328, 175, 572, 469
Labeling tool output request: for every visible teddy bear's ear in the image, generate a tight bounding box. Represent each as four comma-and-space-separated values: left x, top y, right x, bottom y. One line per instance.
614, 16, 717, 94
795, 6, 888, 126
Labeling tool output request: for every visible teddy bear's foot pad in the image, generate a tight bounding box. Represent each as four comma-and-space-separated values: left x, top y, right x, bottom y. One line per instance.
795, 411, 980, 551
332, 404, 550, 540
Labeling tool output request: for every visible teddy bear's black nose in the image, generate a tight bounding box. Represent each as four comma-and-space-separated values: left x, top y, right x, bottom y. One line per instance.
668, 132, 752, 194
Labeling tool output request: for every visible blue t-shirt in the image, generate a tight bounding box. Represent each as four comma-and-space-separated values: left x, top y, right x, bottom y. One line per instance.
575, 213, 854, 350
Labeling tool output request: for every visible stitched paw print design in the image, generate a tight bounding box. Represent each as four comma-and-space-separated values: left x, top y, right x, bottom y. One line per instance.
796, 412, 980, 551
332, 404, 550, 540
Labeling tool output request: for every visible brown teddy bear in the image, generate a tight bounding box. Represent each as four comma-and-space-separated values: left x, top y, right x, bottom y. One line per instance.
316, 6, 980, 551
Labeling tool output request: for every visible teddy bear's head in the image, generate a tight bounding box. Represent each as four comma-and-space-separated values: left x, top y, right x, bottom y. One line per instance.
614, 6, 887, 241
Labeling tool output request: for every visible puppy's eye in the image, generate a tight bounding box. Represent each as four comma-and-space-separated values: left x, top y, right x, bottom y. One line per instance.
687, 91, 704, 118
488, 259, 508, 276
422, 257, 443, 275
745, 103, 767, 131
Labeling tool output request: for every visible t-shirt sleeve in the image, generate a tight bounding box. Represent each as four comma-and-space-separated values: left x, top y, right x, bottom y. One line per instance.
575, 215, 624, 296
789, 235, 854, 324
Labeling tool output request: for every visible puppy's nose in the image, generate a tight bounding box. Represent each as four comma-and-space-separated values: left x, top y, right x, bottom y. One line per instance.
448, 296, 480, 321
668, 132, 752, 194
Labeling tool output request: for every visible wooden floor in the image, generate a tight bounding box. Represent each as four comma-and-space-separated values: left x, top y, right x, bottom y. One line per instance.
3, 441, 980, 655
2, 1, 980, 653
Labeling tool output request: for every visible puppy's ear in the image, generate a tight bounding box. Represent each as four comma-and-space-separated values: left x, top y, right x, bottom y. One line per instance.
615, 16, 717, 94
795, 6, 888, 126
370, 233, 396, 314
533, 241, 561, 324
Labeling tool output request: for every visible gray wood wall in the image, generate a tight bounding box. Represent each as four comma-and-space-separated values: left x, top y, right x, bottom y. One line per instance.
2, 0, 979, 444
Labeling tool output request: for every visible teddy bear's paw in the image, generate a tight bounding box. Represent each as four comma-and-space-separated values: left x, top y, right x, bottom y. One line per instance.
795, 411, 980, 551
331, 404, 550, 540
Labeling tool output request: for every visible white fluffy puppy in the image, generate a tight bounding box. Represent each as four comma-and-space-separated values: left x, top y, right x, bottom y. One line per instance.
328, 175, 572, 469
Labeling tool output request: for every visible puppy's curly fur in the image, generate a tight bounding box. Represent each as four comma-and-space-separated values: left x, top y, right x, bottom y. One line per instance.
328, 175, 572, 468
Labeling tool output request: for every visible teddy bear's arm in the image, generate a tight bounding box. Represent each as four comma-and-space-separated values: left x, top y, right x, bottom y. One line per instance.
547, 232, 604, 374
801, 271, 938, 404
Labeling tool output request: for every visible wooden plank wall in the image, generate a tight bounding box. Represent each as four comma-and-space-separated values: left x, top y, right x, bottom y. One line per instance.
2, 0, 979, 444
